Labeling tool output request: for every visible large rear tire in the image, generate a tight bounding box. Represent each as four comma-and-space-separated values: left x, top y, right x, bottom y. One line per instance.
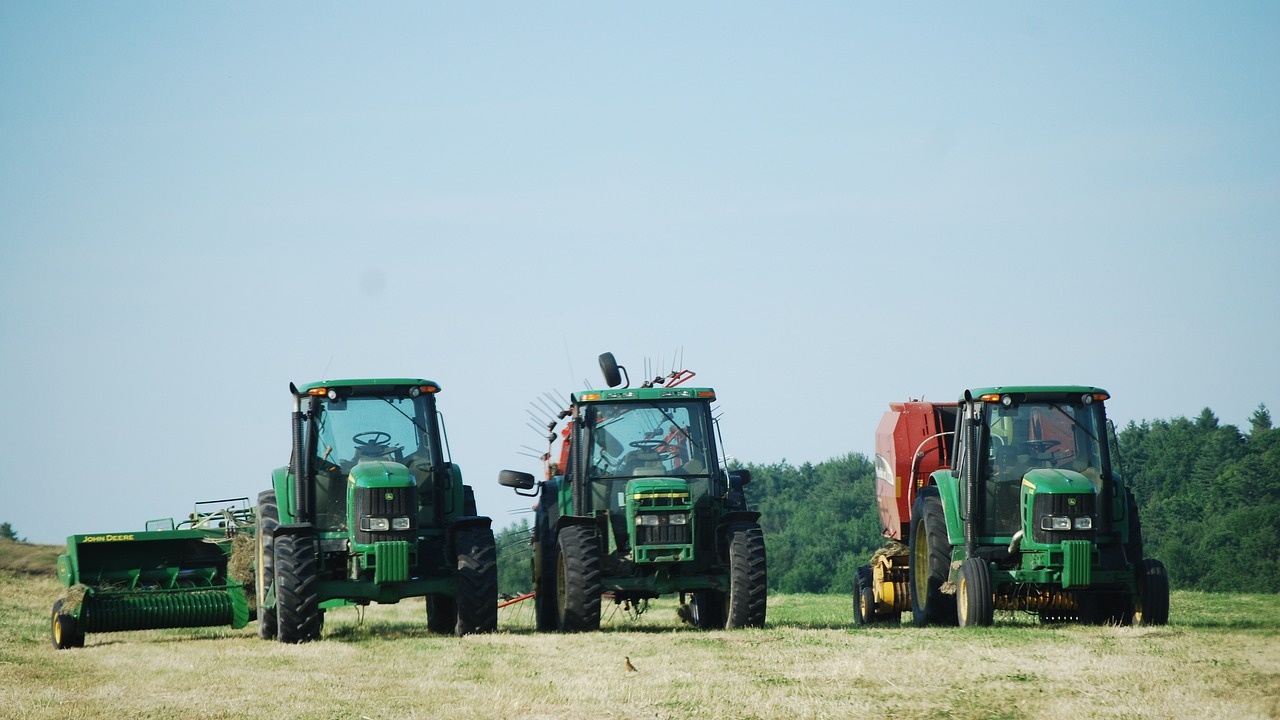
556, 524, 602, 632
909, 488, 957, 627
725, 522, 767, 629
255, 490, 279, 640
454, 526, 498, 635
1135, 558, 1170, 626
956, 558, 994, 627
51, 599, 84, 649
533, 536, 559, 632
274, 533, 322, 643
690, 591, 726, 629
426, 595, 455, 634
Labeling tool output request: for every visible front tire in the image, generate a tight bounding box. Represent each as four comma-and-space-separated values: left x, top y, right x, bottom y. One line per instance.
556, 525, 602, 632
725, 522, 767, 629
454, 525, 498, 635
274, 533, 322, 643
909, 488, 957, 627
255, 490, 279, 640
956, 558, 994, 627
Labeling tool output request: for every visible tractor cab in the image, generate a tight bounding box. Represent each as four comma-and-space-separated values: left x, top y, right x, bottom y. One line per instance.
571, 395, 721, 559
955, 388, 1114, 551
297, 381, 446, 533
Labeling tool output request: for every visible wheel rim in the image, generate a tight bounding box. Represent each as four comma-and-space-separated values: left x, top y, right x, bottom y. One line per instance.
912, 522, 928, 601
957, 574, 969, 624
52, 611, 62, 646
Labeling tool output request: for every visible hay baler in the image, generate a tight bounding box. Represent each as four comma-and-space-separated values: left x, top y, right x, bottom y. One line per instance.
51, 498, 256, 649
854, 387, 1169, 627
499, 352, 766, 631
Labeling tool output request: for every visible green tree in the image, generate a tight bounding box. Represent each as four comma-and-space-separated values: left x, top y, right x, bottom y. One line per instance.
495, 518, 534, 598
0, 522, 23, 542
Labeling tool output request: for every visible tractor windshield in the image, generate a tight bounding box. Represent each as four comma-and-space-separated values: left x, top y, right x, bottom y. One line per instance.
981, 398, 1107, 535
586, 401, 715, 480
313, 395, 436, 470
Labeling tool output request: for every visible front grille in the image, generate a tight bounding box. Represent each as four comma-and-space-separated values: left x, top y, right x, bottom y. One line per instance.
637, 521, 691, 546
354, 486, 416, 546
1031, 492, 1096, 545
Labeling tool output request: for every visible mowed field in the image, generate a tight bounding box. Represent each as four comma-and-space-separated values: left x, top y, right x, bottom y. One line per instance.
2, 546, 1278, 720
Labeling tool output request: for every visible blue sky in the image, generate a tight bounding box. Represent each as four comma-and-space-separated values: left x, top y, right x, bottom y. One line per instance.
2, 3, 1277, 545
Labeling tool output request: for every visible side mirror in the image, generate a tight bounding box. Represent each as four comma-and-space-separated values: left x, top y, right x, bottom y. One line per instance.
728, 469, 751, 488
599, 352, 626, 388
498, 469, 536, 491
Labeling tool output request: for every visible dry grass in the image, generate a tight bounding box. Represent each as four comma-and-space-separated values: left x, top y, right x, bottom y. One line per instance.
2, 571, 1277, 720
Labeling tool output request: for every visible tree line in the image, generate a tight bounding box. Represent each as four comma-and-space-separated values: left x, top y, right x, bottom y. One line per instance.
495, 403, 1279, 596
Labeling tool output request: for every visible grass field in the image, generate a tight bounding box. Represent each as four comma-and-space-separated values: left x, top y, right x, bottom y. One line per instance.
2, 545, 1278, 719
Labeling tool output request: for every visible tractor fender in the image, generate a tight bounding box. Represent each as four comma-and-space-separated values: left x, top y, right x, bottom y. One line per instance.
718, 510, 762, 527
449, 515, 493, 534
272, 522, 316, 541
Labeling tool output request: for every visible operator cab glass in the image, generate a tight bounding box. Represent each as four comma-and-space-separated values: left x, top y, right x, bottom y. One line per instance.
979, 397, 1108, 536
304, 392, 439, 530
585, 401, 716, 481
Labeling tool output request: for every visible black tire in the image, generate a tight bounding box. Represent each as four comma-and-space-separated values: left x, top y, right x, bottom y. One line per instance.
956, 558, 994, 627
1135, 558, 1170, 626
691, 591, 727, 629
853, 566, 875, 626
533, 535, 559, 632
454, 526, 498, 635
909, 489, 957, 627
426, 595, 456, 634
274, 533, 322, 643
725, 523, 767, 629
255, 490, 279, 640
555, 524, 602, 632
51, 599, 84, 649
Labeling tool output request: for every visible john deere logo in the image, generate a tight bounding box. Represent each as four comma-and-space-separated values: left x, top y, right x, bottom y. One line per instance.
385, 492, 395, 501
1068, 497, 1078, 506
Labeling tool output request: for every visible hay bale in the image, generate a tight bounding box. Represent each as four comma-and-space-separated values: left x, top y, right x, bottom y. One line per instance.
60, 584, 88, 613
227, 532, 255, 587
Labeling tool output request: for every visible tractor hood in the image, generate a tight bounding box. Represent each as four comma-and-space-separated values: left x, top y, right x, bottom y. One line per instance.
1020, 467, 1097, 495
1022, 467, 1098, 548
348, 460, 414, 489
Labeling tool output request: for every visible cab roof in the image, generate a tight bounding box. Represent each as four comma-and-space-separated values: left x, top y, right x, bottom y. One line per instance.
296, 378, 440, 393
573, 386, 716, 403
963, 385, 1108, 401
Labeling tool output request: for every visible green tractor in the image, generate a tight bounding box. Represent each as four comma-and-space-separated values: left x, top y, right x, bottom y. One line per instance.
499, 353, 766, 631
856, 386, 1169, 627
51, 498, 256, 649
256, 378, 497, 642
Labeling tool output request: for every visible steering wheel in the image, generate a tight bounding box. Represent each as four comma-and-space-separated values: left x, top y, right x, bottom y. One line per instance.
1024, 440, 1061, 454
630, 439, 673, 456
354, 431, 392, 449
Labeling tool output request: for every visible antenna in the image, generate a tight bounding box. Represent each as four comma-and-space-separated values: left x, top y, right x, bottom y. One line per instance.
562, 336, 576, 392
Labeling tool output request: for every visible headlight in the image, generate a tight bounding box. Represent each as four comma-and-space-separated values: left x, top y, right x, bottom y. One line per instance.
1040, 516, 1072, 531
1073, 517, 1093, 530
362, 517, 391, 532
668, 514, 689, 525
637, 515, 660, 526
391, 517, 412, 531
